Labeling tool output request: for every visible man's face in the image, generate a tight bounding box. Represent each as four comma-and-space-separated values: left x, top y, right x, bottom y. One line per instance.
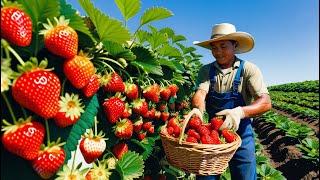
210, 40, 236, 66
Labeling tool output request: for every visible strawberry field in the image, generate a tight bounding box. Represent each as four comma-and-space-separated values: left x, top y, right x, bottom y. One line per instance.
1, 0, 319, 179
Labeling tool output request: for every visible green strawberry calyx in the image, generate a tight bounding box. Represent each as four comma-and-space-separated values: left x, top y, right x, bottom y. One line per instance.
40, 137, 65, 152
12, 57, 53, 82
39, 16, 71, 36
82, 129, 107, 141
1, 116, 33, 134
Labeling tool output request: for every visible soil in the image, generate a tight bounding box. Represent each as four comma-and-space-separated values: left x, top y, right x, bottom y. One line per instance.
253, 116, 319, 180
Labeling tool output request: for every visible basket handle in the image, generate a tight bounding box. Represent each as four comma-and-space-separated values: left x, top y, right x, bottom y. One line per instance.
178, 108, 202, 144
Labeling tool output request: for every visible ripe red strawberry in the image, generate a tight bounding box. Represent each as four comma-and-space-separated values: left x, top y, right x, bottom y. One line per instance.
102, 97, 125, 124
54, 93, 84, 128
168, 84, 179, 97
201, 134, 215, 144
1, 118, 45, 160
124, 82, 139, 100
187, 129, 200, 140
221, 129, 237, 143
101, 72, 125, 93
160, 87, 171, 101
63, 52, 95, 89
172, 125, 181, 138
1, 7, 32, 46
79, 130, 106, 164
167, 117, 179, 128
186, 136, 198, 143
210, 116, 224, 131
82, 74, 100, 98
121, 103, 132, 118
160, 111, 170, 122
39, 16, 78, 58
32, 141, 65, 179
147, 126, 155, 134
198, 125, 211, 136
143, 84, 160, 103
131, 98, 148, 116
137, 131, 147, 140
112, 142, 128, 159
114, 118, 133, 139
133, 118, 143, 133
210, 130, 221, 144
187, 116, 202, 130
12, 60, 61, 119
142, 121, 152, 131
157, 102, 167, 112
144, 108, 156, 119
167, 126, 174, 135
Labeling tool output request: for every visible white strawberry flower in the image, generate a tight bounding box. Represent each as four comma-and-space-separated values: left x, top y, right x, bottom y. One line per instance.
59, 93, 85, 120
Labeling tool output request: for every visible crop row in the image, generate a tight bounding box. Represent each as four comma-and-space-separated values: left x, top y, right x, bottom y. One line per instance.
268, 80, 319, 93
272, 100, 319, 119
270, 91, 319, 110
261, 111, 319, 161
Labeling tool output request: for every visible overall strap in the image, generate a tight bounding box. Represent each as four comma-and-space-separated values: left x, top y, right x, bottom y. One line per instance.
209, 63, 216, 87
232, 59, 245, 93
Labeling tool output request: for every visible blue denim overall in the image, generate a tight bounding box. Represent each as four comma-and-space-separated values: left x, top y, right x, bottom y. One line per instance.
197, 60, 256, 180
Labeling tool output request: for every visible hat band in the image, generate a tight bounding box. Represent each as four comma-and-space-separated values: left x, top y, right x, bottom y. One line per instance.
210, 34, 226, 39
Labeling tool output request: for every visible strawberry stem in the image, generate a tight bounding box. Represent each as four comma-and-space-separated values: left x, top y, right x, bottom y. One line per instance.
94, 116, 97, 137
7, 46, 25, 66
44, 119, 51, 145
1, 93, 17, 124
61, 78, 67, 96
70, 148, 77, 174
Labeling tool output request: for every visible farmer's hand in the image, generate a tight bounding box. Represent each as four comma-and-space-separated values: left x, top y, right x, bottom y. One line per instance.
216, 107, 245, 131
185, 108, 203, 121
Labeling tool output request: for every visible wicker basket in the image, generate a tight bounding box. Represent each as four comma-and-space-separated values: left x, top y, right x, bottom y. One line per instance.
160, 111, 242, 175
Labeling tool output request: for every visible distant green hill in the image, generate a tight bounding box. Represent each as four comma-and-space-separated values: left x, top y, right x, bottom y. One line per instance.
268, 80, 319, 93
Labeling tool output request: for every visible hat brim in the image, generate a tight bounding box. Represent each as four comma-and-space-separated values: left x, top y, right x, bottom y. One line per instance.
193, 32, 254, 54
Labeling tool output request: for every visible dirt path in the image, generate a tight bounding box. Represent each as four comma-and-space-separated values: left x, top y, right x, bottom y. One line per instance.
252, 117, 319, 179
272, 108, 319, 136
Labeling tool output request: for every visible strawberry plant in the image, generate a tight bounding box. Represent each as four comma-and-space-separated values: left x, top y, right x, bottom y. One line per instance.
1, 0, 203, 179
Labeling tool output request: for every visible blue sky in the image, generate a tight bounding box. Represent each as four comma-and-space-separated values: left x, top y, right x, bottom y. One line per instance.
67, 0, 319, 86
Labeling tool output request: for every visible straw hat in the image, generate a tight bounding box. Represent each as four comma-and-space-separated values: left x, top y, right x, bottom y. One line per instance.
193, 23, 254, 54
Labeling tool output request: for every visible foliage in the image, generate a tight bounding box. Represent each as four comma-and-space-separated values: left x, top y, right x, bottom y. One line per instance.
268, 80, 319, 93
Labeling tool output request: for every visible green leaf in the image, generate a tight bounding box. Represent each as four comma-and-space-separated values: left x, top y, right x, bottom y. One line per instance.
157, 44, 181, 57
102, 40, 136, 60
79, 0, 130, 44
130, 46, 163, 75
159, 27, 175, 39
59, 0, 94, 42
146, 31, 168, 50
17, 0, 60, 30
158, 58, 184, 73
172, 35, 186, 43
63, 95, 99, 162
136, 30, 151, 44
140, 7, 173, 26
114, 0, 141, 21
176, 43, 196, 54
116, 151, 144, 180
131, 137, 156, 160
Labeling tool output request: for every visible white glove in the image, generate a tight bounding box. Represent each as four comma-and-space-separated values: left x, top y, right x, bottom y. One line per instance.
216, 106, 245, 131
185, 108, 203, 121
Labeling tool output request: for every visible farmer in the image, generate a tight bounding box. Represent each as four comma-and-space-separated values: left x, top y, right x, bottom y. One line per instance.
191, 23, 272, 180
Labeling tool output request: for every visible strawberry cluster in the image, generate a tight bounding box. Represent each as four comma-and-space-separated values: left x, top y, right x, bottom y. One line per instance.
164, 115, 237, 144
